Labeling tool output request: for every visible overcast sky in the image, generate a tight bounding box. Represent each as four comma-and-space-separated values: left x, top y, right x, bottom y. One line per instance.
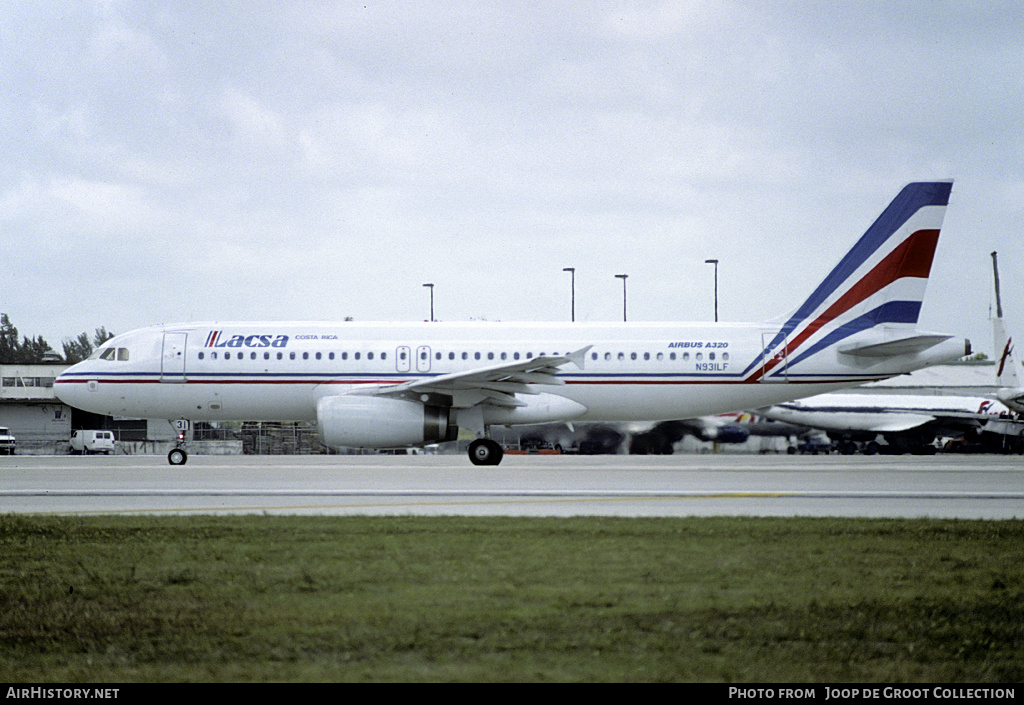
3, 1, 1023, 357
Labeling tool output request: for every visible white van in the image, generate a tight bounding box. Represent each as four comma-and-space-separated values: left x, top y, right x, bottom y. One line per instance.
70, 430, 116, 455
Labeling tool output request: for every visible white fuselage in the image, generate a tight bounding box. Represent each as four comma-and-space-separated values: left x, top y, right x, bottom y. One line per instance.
54, 320, 966, 426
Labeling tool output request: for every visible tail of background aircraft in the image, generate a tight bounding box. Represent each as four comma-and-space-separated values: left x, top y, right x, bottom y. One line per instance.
751, 181, 960, 382
992, 251, 1024, 413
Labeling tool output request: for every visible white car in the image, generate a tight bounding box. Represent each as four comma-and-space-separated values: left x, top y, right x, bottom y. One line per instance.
0, 427, 15, 455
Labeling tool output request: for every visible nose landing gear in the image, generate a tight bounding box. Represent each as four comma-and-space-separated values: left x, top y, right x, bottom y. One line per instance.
168, 419, 190, 465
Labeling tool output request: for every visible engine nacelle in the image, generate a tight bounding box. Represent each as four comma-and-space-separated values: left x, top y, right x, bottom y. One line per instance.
317, 396, 458, 449
480, 393, 588, 426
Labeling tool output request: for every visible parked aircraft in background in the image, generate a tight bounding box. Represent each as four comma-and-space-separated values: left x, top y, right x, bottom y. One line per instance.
55, 182, 969, 465
991, 251, 1024, 414
756, 392, 1021, 454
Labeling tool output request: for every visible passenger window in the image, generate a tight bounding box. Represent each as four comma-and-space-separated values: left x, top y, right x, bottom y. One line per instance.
316, 352, 322, 360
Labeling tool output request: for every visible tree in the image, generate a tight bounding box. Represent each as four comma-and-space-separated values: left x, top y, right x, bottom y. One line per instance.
0, 314, 18, 363
0, 314, 55, 363
62, 332, 94, 364
19, 334, 54, 364
93, 326, 114, 348
62, 327, 116, 364
0, 313, 113, 364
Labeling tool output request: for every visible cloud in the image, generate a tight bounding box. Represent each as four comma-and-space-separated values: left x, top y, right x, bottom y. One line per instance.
0, 1, 1021, 356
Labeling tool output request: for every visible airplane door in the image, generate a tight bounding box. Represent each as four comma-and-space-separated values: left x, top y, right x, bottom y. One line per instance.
416, 345, 432, 373
396, 346, 411, 373
161, 332, 188, 383
759, 332, 788, 383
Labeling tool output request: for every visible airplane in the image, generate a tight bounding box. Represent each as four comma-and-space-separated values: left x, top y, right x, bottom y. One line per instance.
755, 392, 1021, 454
991, 251, 1024, 413
54, 181, 970, 466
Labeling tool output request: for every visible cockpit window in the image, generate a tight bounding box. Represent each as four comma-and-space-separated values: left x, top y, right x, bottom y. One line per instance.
95, 347, 129, 361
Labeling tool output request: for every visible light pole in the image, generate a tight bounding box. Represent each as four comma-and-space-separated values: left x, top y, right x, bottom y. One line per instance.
563, 267, 575, 322
704, 259, 719, 322
614, 274, 628, 322
423, 283, 434, 322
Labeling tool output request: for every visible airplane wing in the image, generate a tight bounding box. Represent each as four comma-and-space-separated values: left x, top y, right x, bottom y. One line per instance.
350, 346, 592, 409
858, 414, 938, 433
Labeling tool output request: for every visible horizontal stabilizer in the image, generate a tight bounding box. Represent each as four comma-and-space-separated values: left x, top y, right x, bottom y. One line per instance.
839, 333, 953, 358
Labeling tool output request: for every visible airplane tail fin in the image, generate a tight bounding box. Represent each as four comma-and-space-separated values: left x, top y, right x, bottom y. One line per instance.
752, 181, 962, 381
992, 251, 1024, 412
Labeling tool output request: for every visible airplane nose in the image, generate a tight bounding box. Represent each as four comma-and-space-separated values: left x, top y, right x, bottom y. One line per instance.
54, 378, 81, 407
54, 366, 93, 410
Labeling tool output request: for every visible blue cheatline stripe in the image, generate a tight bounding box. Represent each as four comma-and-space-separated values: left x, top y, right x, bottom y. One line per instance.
781, 300, 923, 371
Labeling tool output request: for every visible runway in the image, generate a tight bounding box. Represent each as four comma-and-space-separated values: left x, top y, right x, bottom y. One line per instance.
2, 453, 1022, 518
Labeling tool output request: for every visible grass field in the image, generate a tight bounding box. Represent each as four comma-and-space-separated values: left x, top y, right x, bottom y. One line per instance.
1, 514, 1022, 682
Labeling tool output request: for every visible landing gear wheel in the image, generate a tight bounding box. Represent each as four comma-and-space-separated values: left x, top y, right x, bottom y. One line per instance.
168, 448, 188, 465
468, 439, 504, 466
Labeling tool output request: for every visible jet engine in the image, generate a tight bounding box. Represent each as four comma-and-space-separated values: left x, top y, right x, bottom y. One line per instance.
317, 396, 458, 449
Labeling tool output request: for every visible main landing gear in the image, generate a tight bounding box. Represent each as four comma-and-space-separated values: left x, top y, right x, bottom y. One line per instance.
468, 438, 504, 466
